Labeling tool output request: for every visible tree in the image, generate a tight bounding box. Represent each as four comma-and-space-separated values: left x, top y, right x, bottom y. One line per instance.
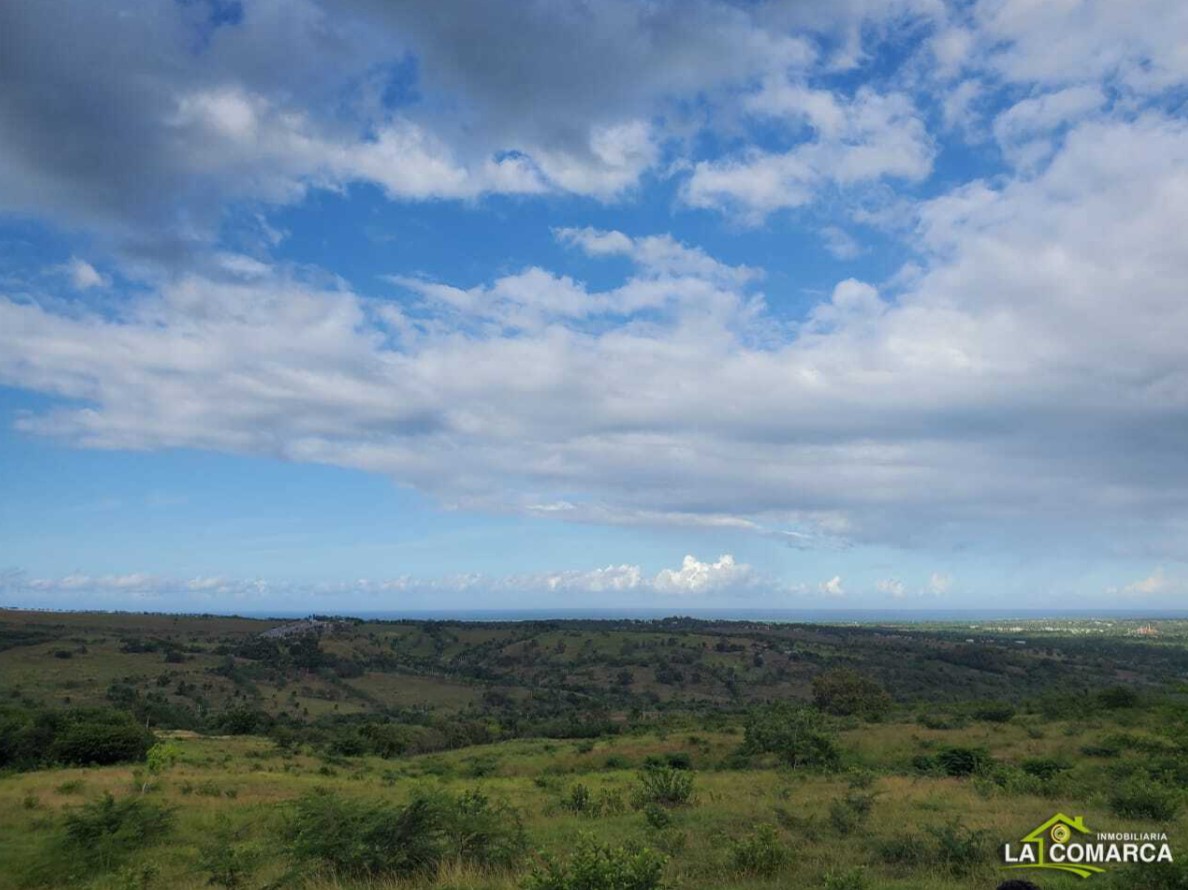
812, 669, 892, 720
141, 740, 181, 794
742, 703, 839, 769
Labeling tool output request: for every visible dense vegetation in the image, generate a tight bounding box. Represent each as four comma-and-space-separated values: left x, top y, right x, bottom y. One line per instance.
2, 609, 1188, 889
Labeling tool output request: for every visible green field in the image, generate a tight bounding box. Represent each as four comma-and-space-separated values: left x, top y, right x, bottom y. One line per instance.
2, 610, 1187, 889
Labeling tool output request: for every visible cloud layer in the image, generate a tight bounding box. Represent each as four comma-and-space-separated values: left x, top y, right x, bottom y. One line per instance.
3, 553, 769, 607
3, 0, 1188, 597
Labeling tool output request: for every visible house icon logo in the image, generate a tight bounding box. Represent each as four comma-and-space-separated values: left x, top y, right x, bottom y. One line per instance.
1003, 812, 1174, 879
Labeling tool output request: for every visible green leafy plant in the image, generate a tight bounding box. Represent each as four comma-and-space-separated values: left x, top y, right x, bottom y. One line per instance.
730, 824, 789, 876
524, 835, 666, 890
632, 766, 694, 808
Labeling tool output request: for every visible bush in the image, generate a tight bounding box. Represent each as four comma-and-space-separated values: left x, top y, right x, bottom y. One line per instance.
934, 746, 991, 777
742, 703, 840, 769
812, 669, 892, 720
632, 766, 694, 808
1020, 757, 1069, 781
876, 835, 930, 868
0, 706, 154, 770
644, 752, 693, 771
199, 818, 256, 888
730, 824, 789, 876
287, 788, 526, 878
53, 717, 154, 767
563, 783, 596, 815
642, 803, 672, 830
828, 792, 875, 835
524, 835, 666, 890
928, 821, 990, 875
58, 793, 174, 875
1109, 778, 1181, 820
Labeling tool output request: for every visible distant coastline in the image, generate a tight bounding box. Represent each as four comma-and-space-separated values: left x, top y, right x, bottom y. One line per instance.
4, 605, 1188, 623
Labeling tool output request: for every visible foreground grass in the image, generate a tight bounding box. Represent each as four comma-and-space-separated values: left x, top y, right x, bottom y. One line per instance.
1, 716, 1179, 890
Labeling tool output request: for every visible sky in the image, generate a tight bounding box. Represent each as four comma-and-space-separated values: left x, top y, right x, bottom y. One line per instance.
3, 0, 1188, 613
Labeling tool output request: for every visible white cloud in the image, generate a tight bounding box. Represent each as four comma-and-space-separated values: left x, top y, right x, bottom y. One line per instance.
877, 578, 906, 598
4, 3, 1188, 565
653, 554, 755, 594
1114, 568, 1186, 598
11, 553, 772, 604
9, 105, 1188, 557
0, 1, 823, 252
992, 86, 1106, 168
65, 258, 106, 290
820, 575, 845, 597
683, 86, 934, 221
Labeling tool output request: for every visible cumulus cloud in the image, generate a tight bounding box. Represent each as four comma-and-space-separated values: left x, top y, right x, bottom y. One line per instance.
653, 554, 755, 595
0, 0, 819, 254
4, 0, 1188, 571
9, 103, 1188, 557
877, 578, 906, 598
683, 86, 934, 221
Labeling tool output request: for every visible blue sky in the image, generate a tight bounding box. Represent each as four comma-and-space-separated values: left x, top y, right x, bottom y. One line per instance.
2, 0, 1188, 612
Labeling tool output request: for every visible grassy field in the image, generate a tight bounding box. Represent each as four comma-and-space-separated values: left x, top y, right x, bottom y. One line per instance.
2, 610, 1187, 889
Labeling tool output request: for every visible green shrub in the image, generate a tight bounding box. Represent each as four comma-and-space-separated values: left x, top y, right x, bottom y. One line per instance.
876, 834, 930, 868
1109, 778, 1181, 820
742, 703, 840, 769
1021, 757, 1069, 781
973, 764, 1046, 798
812, 669, 892, 720
563, 783, 596, 815
524, 835, 666, 890
604, 754, 631, 770
828, 791, 875, 835
927, 821, 990, 875
287, 788, 526, 879
40, 710, 154, 767
844, 768, 877, 789
55, 793, 174, 876
642, 803, 672, 830
730, 824, 789, 876
632, 766, 694, 808
934, 746, 991, 777
199, 818, 257, 889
